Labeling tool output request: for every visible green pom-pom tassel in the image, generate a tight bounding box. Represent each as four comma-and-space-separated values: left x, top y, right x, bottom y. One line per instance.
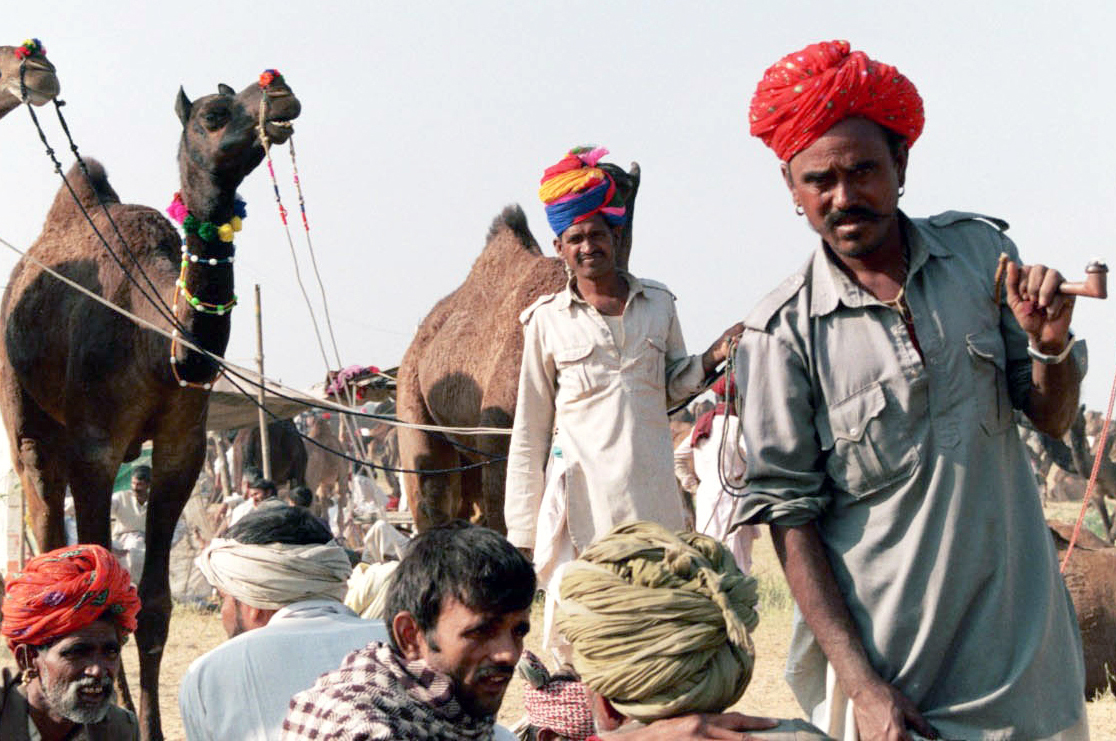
197, 222, 218, 242
182, 214, 199, 234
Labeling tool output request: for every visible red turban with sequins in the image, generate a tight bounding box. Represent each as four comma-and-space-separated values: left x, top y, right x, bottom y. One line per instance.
749, 40, 924, 162
2, 544, 140, 650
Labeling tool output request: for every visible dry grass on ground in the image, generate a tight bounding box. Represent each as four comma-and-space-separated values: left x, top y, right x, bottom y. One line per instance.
3, 506, 1114, 739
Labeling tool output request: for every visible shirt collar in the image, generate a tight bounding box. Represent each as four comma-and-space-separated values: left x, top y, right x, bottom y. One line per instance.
808, 212, 950, 318
271, 598, 353, 622
557, 269, 642, 310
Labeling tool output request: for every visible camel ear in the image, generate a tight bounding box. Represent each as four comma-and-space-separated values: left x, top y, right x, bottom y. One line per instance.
175, 87, 192, 126
217, 83, 235, 97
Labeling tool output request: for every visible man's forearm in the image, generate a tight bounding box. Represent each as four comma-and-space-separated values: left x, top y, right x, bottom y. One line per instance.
771, 523, 882, 697
1025, 355, 1080, 437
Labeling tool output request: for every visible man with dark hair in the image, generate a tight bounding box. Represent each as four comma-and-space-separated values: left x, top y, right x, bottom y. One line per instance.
284, 521, 530, 740
286, 484, 313, 509
285, 522, 779, 741
735, 40, 1087, 740
110, 464, 152, 579
1, 544, 141, 740
179, 504, 382, 741
229, 475, 281, 527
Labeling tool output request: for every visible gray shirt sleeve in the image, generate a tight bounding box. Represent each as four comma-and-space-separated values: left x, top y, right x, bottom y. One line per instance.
733, 327, 829, 526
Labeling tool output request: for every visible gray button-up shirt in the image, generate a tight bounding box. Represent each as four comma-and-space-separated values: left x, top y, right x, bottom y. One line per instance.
733, 212, 1085, 739
505, 272, 706, 550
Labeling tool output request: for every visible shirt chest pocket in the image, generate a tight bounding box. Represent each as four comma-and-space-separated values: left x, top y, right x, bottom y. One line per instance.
554, 344, 607, 401
818, 382, 919, 498
965, 328, 1013, 435
630, 335, 667, 389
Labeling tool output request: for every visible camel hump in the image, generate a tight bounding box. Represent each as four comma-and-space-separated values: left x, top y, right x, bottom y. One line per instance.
44, 158, 121, 223
487, 204, 538, 251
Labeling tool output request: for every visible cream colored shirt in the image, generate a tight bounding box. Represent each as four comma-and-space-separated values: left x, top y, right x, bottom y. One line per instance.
110, 489, 147, 539
505, 272, 707, 549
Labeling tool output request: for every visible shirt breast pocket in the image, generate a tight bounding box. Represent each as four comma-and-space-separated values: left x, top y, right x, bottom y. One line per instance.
965, 328, 1013, 435
554, 344, 603, 401
818, 382, 919, 498
634, 335, 667, 389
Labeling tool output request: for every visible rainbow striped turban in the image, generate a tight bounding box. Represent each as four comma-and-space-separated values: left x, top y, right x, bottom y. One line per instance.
749, 40, 924, 162
2, 545, 140, 650
539, 146, 627, 236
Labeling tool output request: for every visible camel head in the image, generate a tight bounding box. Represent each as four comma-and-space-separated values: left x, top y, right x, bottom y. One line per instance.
175, 70, 301, 217
0, 40, 60, 118
599, 161, 640, 272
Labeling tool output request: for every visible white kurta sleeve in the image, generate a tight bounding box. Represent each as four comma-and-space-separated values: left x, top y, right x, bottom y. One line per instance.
663, 305, 707, 405
504, 317, 557, 548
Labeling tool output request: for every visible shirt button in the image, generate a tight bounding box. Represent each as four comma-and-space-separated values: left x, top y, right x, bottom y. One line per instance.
849, 427, 859, 436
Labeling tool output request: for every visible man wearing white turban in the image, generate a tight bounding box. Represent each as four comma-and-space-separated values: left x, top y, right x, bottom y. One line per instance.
178, 504, 388, 741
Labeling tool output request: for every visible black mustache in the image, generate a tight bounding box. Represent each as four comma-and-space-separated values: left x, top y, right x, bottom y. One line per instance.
475, 666, 514, 682
824, 207, 883, 230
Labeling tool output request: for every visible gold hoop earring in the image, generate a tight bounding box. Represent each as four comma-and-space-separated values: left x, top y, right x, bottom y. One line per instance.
795, 205, 805, 216
22, 670, 37, 686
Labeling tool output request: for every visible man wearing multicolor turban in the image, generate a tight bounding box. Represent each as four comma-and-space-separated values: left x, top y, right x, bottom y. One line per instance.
506, 148, 743, 654
1, 544, 140, 740
734, 40, 1087, 740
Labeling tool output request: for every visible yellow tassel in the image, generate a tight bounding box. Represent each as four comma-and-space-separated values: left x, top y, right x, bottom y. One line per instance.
218, 223, 235, 242
230, 216, 243, 232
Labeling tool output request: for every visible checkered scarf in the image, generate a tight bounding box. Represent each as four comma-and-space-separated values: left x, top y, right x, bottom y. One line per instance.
282, 641, 497, 740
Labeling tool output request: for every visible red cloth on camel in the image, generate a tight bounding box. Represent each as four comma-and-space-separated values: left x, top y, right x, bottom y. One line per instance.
749, 40, 924, 162
2, 544, 140, 650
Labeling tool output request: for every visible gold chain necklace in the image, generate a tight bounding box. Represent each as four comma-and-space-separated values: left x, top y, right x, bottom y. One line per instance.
881, 248, 912, 323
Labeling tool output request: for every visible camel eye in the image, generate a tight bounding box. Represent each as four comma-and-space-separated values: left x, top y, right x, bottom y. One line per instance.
202, 108, 229, 129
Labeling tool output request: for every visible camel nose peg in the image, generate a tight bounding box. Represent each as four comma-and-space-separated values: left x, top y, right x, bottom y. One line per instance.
1059, 261, 1108, 299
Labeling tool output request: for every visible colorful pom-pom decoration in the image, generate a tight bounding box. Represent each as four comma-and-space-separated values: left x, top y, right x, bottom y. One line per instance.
14, 39, 45, 60
217, 223, 235, 243
166, 193, 188, 225
258, 69, 283, 89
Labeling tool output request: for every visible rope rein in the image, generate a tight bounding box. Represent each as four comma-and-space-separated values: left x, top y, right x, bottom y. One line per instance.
258, 95, 333, 373
1060, 367, 1116, 572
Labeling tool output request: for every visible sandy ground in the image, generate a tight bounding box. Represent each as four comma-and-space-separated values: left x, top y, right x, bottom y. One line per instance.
2, 504, 1114, 740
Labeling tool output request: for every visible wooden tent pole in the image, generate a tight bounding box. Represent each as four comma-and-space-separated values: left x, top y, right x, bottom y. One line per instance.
255, 285, 272, 480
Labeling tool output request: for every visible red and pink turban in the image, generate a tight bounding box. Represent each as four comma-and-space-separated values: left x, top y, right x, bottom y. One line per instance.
749, 40, 924, 162
518, 650, 595, 741
539, 146, 627, 236
2, 544, 140, 650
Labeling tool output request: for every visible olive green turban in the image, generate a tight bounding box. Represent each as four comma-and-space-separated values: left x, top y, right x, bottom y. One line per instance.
556, 521, 759, 723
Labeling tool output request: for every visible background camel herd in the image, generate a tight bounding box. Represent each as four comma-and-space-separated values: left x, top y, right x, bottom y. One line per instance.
0, 39, 1114, 741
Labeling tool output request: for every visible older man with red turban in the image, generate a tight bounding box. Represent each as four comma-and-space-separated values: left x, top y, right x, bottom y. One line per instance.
1, 544, 140, 740
732, 41, 1087, 740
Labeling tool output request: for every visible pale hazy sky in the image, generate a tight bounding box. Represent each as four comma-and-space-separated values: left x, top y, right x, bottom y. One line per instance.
2, 1, 1114, 409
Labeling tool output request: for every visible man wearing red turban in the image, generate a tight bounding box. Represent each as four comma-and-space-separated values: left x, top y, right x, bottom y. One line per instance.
1, 544, 140, 740
733, 41, 1087, 740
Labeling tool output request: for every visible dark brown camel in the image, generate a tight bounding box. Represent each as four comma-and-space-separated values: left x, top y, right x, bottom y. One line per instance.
232, 418, 308, 490
1049, 521, 1116, 698
1034, 406, 1116, 542
0, 41, 59, 118
396, 163, 640, 533
0, 75, 300, 741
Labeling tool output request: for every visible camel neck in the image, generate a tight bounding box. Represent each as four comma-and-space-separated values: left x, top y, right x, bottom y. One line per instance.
0, 94, 19, 120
